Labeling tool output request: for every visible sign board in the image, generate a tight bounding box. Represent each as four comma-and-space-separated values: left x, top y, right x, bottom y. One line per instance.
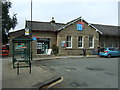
32, 37, 37, 40
61, 41, 66, 47
47, 49, 52, 55
37, 38, 50, 41
25, 28, 29, 35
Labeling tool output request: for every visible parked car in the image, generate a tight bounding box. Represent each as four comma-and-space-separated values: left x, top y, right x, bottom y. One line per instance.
99, 47, 120, 58
0, 45, 9, 57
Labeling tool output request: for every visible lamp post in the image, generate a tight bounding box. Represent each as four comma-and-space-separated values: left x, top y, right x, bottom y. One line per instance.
30, 0, 32, 37
25, 0, 32, 36
30, 0, 33, 60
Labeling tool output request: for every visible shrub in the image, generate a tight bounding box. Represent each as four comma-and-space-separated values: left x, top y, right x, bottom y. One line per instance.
51, 44, 59, 55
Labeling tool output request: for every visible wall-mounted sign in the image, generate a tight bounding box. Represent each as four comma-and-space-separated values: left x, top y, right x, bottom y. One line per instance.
61, 41, 66, 47
32, 36, 37, 40
37, 38, 50, 41
25, 28, 29, 35
32, 37, 37, 40
77, 21, 84, 31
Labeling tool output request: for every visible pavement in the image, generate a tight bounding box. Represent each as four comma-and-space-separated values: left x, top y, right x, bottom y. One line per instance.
33, 55, 99, 61
2, 57, 62, 89
2, 55, 98, 89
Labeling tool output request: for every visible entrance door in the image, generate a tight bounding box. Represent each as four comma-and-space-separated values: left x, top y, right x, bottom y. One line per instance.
37, 38, 50, 54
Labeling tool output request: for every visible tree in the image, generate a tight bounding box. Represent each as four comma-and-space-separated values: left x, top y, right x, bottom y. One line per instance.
2, 0, 17, 44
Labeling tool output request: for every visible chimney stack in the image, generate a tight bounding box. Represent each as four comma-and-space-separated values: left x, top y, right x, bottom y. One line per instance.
50, 17, 55, 23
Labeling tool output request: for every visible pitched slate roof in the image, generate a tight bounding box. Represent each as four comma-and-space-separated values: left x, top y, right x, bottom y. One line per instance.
58, 17, 103, 34
57, 17, 120, 36
26, 20, 65, 32
92, 24, 120, 36
10, 17, 119, 37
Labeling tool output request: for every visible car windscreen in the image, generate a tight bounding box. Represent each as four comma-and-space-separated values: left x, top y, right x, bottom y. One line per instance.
100, 48, 106, 52
108, 48, 116, 51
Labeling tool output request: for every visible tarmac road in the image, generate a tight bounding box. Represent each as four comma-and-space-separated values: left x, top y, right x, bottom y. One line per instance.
34, 57, 118, 88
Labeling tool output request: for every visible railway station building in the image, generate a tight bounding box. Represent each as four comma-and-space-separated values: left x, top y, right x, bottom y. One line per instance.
9, 17, 120, 57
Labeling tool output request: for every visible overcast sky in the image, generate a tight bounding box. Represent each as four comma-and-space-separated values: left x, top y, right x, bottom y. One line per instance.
9, 0, 119, 32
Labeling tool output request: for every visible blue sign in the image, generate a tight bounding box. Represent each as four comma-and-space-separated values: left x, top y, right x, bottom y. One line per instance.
32, 37, 37, 40
77, 24, 83, 31
61, 43, 64, 47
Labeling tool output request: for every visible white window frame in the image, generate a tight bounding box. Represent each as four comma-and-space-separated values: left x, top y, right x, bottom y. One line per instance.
78, 36, 84, 48
89, 36, 94, 48
66, 36, 72, 48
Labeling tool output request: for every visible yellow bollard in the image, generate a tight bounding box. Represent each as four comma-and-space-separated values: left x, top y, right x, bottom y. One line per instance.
86, 54, 90, 57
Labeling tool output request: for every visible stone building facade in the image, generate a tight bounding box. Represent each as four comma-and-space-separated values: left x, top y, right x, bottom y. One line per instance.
57, 18, 100, 55
9, 17, 120, 57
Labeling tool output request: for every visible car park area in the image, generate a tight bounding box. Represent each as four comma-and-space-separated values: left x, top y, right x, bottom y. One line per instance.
34, 57, 118, 88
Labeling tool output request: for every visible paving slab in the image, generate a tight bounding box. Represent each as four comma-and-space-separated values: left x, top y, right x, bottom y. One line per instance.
2, 57, 61, 89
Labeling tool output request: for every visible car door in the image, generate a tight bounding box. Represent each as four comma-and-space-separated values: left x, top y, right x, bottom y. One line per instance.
109, 48, 117, 56
114, 48, 120, 56
117, 50, 120, 56
114, 50, 119, 56
113, 49, 120, 56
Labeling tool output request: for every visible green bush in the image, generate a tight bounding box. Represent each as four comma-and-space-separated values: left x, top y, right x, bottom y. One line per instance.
51, 44, 59, 55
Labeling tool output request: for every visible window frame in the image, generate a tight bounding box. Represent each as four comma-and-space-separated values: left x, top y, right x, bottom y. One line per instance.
66, 36, 72, 48
78, 36, 84, 48
89, 36, 94, 48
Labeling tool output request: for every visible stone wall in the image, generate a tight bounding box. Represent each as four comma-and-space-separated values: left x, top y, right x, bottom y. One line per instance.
57, 20, 99, 55
9, 30, 57, 57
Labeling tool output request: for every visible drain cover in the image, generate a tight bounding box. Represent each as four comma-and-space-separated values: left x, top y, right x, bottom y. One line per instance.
70, 82, 88, 87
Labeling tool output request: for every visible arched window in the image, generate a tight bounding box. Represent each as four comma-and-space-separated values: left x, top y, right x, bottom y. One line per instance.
89, 36, 94, 48
66, 36, 72, 48
78, 36, 83, 48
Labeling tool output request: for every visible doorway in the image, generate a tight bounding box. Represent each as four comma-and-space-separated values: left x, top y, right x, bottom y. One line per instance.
37, 38, 50, 54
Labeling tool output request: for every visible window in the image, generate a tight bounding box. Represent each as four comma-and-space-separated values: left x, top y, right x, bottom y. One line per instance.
101, 39, 105, 47
109, 48, 115, 51
114, 41, 118, 48
37, 38, 50, 54
66, 36, 72, 48
115, 43, 118, 47
89, 36, 94, 48
77, 24, 83, 31
78, 36, 83, 48
109, 42, 113, 47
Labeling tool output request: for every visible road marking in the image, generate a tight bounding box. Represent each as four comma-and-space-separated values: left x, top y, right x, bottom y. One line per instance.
47, 76, 64, 88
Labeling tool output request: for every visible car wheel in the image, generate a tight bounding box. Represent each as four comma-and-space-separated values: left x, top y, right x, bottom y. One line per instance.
108, 54, 111, 58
